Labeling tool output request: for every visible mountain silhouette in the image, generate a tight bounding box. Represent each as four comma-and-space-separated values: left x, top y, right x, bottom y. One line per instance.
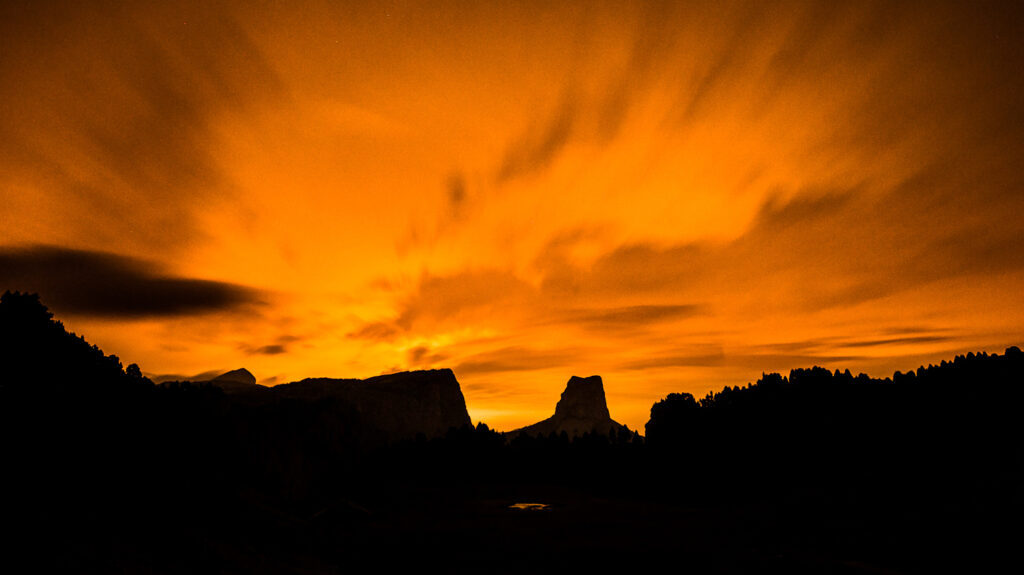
211, 367, 257, 385
214, 369, 473, 443
164, 367, 263, 392
507, 375, 624, 438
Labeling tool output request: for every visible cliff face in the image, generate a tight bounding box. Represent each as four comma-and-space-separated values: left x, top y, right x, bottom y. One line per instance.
277, 369, 473, 441
212, 368, 472, 443
554, 375, 612, 421
509, 375, 623, 438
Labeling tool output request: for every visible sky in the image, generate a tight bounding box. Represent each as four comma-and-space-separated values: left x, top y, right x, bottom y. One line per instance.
2, 0, 1023, 431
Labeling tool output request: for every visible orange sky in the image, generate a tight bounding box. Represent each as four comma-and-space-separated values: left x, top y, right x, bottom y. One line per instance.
3, 1, 1023, 431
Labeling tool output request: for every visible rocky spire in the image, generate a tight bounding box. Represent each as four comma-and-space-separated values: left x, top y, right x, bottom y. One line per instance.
553, 375, 611, 420
507, 374, 623, 439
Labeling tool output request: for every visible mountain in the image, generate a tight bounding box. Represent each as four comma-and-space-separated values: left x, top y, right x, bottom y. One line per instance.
210, 368, 473, 443
507, 375, 624, 438
198, 367, 260, 392
211, 368, 257, 386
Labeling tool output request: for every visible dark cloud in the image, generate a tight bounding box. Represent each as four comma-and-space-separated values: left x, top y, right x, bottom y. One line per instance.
447, 172, 467, 212
239, 334, 302, 355
837, 335, 955, 349
347, 321, 400, 341
754, 190, 856, 228
408, 346, 429, 363
881, 325, 955, 336
750, 333, 957, 356
0, 245, 261, 318
251, 345, 287, 355
564, 304, 702, 331
406, 345, 448, 368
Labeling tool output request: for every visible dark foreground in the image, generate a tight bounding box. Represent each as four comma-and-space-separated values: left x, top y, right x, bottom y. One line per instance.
6, 411, 1020, 575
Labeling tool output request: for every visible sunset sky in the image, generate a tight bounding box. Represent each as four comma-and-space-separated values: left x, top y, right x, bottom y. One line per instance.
2, 1, 1023, 430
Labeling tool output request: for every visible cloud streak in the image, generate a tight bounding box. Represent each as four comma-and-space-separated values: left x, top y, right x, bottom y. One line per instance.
454, 346, 584, 376
0, 1, 282, 255
0, 245, 261, 319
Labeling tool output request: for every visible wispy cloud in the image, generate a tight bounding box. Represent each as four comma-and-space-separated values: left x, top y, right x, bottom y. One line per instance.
454, 346, 584, 376
0, 2, 282, 255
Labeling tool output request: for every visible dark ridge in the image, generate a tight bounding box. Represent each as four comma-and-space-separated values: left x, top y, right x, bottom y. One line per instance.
211, 367, 257, 385
242, 368, 473, 442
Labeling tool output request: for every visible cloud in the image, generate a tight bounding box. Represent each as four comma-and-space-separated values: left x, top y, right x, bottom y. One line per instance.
749, 333, 957, 356
146, 370, 223, 384
453, 346, 583, 376
344, 268, 536, 339
539, 241, 709, 299
533, 160, 1024, 317
250, 344, 287, 355
446, 172, 468, 214
620, 352, 863, 372
458, 380, 523, 401
347, 321, 400, 341
497, 91, 577, 182
618, 353, 727, 370
562, 304, 703, 331
365, 264, 703, 343
394, 269, 536, 331
239, 334, 302, 356
836, 335, 954, 349
0, 1, 282, 254
0, 245, 261, 318
406, 345, 449, 368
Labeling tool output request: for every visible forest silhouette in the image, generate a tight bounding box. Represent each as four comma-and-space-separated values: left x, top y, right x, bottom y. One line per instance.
1, 290, 1021, 573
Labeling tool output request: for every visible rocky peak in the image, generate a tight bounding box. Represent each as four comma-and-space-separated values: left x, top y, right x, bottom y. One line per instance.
212, 368, 256, 386
554, 375, 611, 420
507, 374, 623, 439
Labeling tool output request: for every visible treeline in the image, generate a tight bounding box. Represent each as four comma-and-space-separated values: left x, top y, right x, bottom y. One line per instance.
641, 348, 1024, 571
646, 348, 1024, 469
645, 347, 1024, 496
